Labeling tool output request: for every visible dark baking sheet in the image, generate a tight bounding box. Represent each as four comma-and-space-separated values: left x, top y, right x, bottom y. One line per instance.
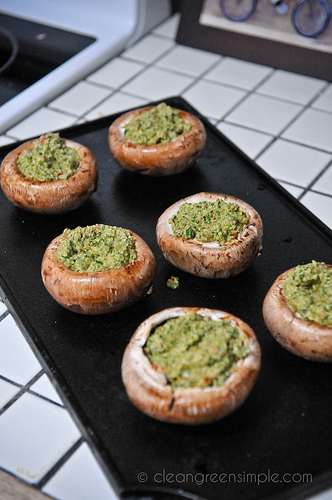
1, 97, 332, 500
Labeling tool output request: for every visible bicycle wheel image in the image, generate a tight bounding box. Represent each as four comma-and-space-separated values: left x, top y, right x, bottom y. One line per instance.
292, 0, 331, 37
220, 0, 257, 21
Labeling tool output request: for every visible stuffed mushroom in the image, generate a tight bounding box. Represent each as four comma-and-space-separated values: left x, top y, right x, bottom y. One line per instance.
122, 306, 261, 424
156, 192, 263, 278
108, 102, 206, 176
0, 133, 97, 214
263, 260, 332, 361
41, 224, 156, 314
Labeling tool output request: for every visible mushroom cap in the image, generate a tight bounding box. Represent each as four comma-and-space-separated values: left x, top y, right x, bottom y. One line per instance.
263, 266, 332, 362
108, 106, 206, 176
41, 229, 156, 314
0, 137, 97, 214
121, 306, 261, 424
156, 192, 263, 278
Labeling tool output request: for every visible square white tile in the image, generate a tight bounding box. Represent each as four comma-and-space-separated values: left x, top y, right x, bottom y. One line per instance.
182, 80, 246, 120
0, 392, 81, 483
156, 45, 220, 77
87, 58, 145, 90
0, 379, 20, 408
282, 109, 332, 153
7, 108, 78, 141
122, 67, 193, 101
153, 13, 180, 38
84, 92, 147, 121
226, 94, 303, 135
311, 84, 332, 112
310, 164, 332, 196
279, 182, 304, 199
217, 122, 273, 159
30, 374, 63, 406
0, 136, 15, 147
300, 191, 332, 230
0, 315, 41, 385
122, 34, 174, 64
43, 442, 118, 500
310, 488, 332, 500
257, 139, 331, 186
256, 70, 326, 105
49, 82, 112, 117
0, 301, 7, 316
205, 57, 272, 90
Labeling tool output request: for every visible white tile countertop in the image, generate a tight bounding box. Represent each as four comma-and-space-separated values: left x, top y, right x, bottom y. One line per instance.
1, 12, 332, 500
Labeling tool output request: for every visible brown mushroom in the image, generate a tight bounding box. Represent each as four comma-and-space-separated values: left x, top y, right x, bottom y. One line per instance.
0, 137, 97, 214
263, 265, 332, 361
156, 192, 263, 278
108, 105, 206, 176
41, 228, 156, 314
121, 307, 261, 424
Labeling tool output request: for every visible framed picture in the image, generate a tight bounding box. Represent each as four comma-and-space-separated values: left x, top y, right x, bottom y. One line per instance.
176, 0, 332, 81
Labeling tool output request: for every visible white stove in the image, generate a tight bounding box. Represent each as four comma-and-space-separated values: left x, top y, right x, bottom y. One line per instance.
0, 0, 170, 133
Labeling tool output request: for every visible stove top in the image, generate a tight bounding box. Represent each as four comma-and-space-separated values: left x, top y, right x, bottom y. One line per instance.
0, 0, 171, 134
0, 13, 95, 107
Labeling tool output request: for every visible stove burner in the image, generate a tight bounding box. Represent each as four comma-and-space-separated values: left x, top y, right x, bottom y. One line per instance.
0, 13, 95, 108
0, 26, 18, 74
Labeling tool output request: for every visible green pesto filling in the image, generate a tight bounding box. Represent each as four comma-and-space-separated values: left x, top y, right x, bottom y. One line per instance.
166, 276, 179, 289
56, 224, 137, 273
17, 133, 81, 181
283, 260, 332, 327
124, 102, 192, 145
144, 312, 249, 389
168, 198, 249, 246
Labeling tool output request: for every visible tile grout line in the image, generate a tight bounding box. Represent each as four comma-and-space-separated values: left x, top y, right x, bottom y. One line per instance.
78, 43, 220, 122
235, 78, 332, 194
0, 310, 9, 323
298, 159, 332, 201
115, 42, 224, 102
208, 66, 332, 164
36, 437, 84, 489
0, 370, 66, 416
47, 43, 179, 121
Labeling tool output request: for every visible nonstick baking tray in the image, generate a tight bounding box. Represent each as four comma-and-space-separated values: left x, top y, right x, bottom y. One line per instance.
1, 97, 332, 500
